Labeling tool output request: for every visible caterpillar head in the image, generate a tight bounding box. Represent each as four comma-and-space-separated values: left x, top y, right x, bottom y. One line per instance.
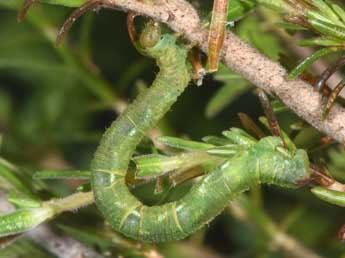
139, 21, 162, 49
139, 22, 178, 59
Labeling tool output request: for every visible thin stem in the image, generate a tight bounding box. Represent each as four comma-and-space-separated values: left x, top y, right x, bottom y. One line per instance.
45, 192, 94, 214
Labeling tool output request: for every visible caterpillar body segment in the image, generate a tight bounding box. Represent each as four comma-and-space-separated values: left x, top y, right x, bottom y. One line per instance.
90, 32, 193, 242
92, 89, 311, 243
91, 34, 190, 174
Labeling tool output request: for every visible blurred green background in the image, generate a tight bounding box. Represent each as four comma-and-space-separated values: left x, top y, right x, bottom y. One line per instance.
0, 0, 345, 257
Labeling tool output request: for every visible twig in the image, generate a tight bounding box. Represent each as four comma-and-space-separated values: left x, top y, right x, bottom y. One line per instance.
76, 0, 345, 143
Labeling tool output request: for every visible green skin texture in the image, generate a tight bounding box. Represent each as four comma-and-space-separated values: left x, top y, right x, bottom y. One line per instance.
90, 33, 311, 242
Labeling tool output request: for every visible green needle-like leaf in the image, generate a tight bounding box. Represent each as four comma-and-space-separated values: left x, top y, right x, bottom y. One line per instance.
309, 19, 345, 40
310, 0, 343, 26
298, 37, 342, 47
34, 170, 91, 180
227, 0, 256, 22
222, 128, 257, 146
288, 47, 342, 80
332, 4, 345, 23
202, 136, 232, 146
8, 192, 41, 209
134, 152, 212, 179
206, 145, 243, 158
0, 207, 54, 237
158, 136, 214, 151
311, 187, 345, 207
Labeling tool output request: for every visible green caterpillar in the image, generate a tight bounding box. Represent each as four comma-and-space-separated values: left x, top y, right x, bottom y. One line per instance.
0, 20, 312, 243
89, 26, 311, 242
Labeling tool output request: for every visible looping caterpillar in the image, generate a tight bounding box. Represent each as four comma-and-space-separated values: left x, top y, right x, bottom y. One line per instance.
89, 24, 311, 241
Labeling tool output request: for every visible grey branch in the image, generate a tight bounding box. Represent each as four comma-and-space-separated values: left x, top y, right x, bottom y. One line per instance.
103, 0, 345, 143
